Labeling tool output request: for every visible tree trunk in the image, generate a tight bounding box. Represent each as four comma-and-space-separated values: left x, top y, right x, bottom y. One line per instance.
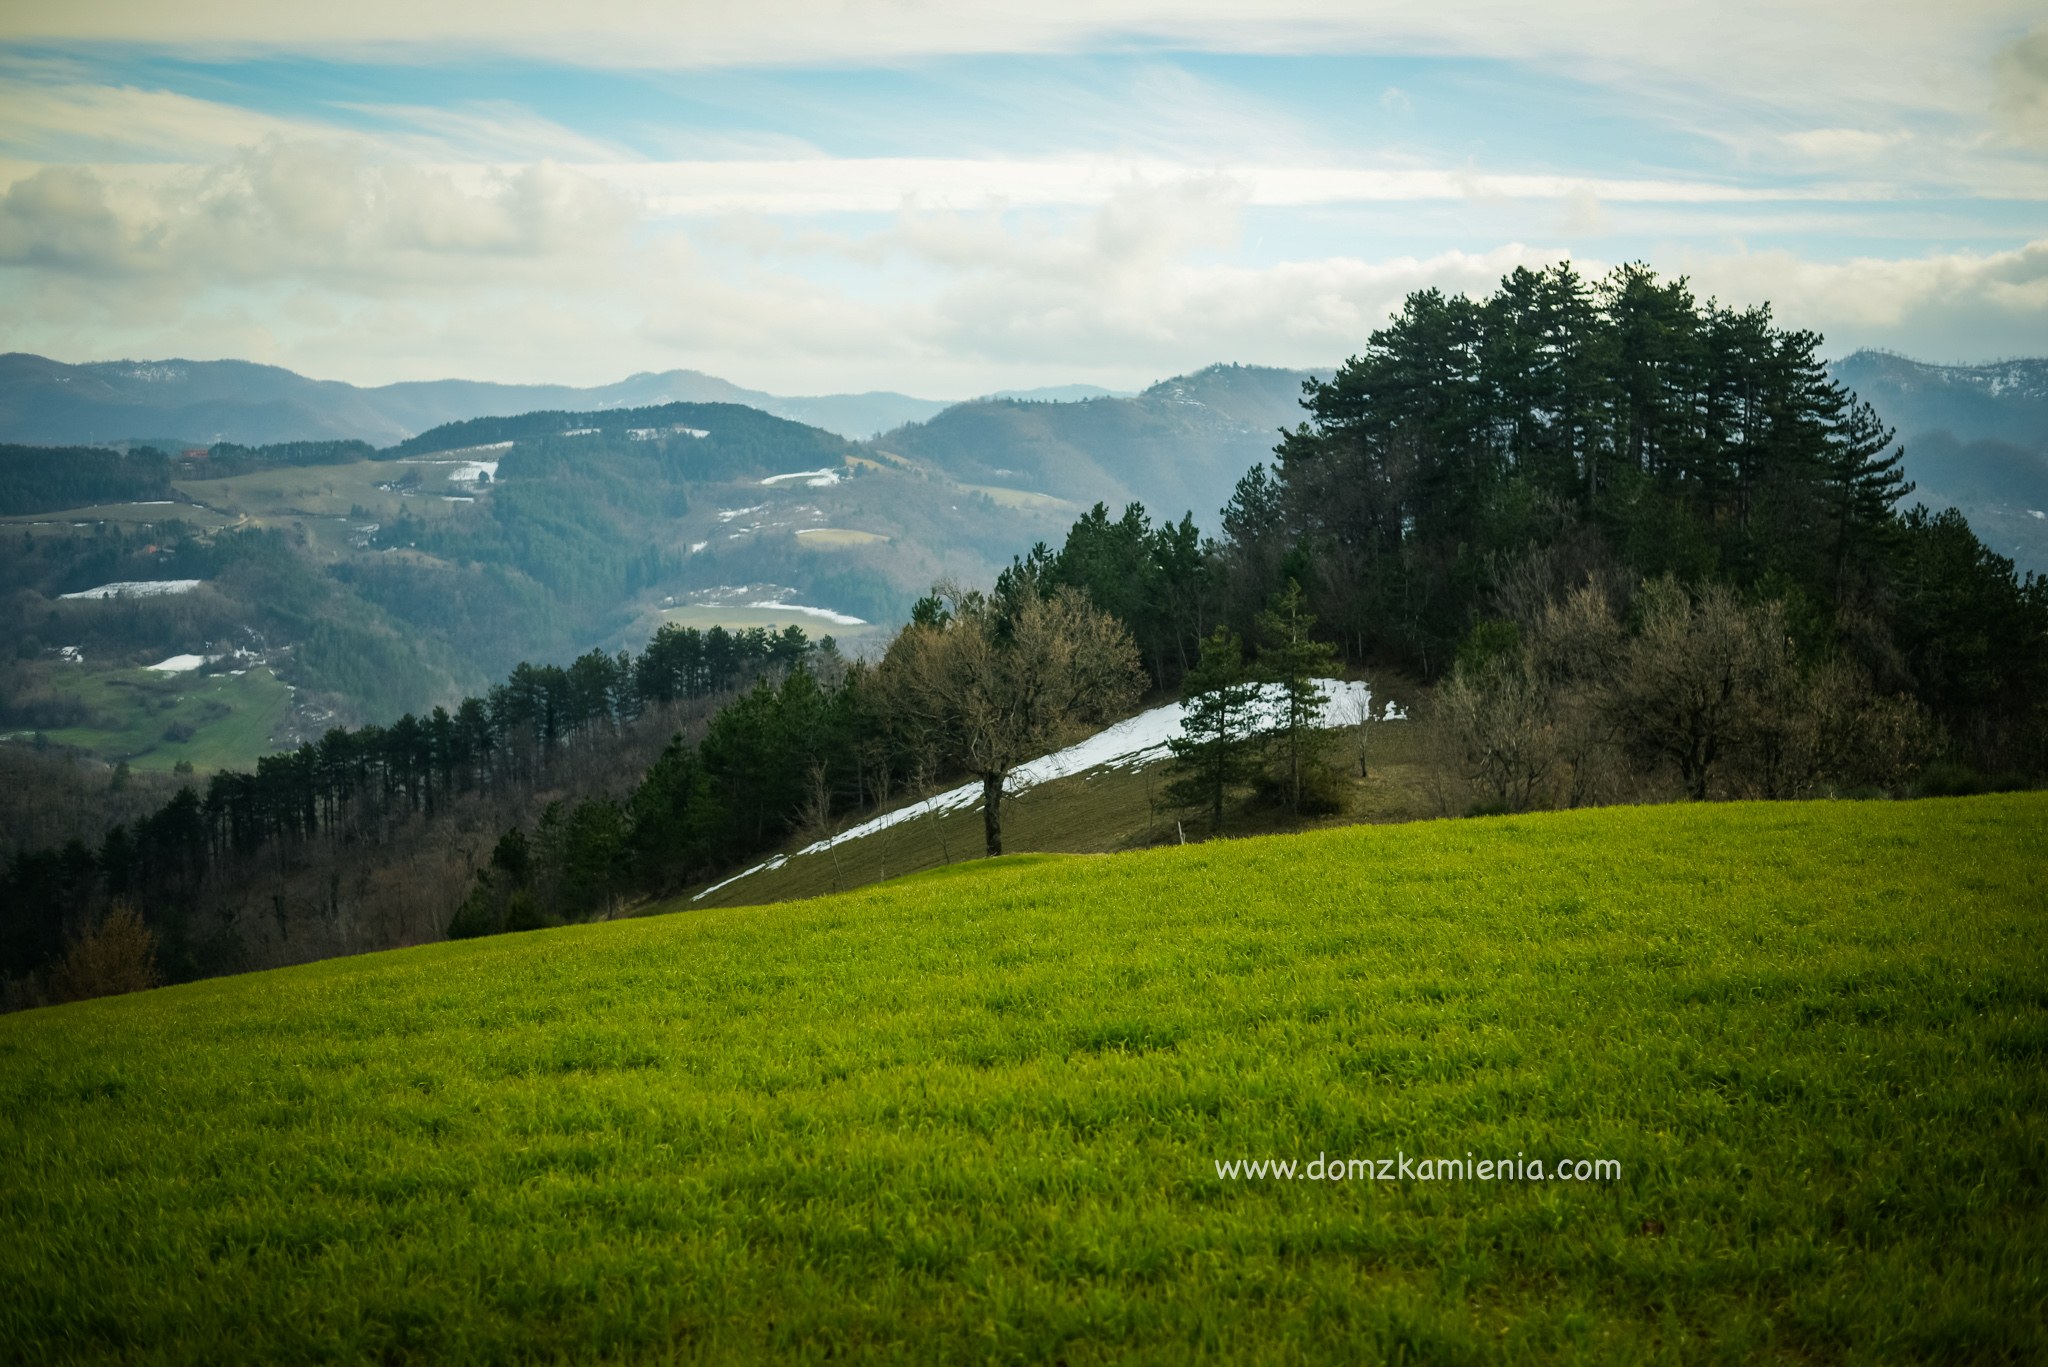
981, 772, 1004, 857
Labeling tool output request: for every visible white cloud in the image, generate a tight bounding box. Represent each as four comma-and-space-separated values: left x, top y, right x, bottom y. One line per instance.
1678, 239, 2048, 362
4, 140, 2042, 392
0, 141, 637, 292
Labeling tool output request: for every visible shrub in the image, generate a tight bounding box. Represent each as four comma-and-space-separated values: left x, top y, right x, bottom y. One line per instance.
50, 903, 160, 1003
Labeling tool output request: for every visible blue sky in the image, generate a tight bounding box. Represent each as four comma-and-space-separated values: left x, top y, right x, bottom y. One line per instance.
1, 2, 2044, 395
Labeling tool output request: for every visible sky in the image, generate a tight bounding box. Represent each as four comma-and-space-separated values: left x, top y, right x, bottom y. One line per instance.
1, 1, 2045, 398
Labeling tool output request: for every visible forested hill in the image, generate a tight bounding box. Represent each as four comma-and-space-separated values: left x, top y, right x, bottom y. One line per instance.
1831, 352, 2048, 450
390, 400, 857, 472
871, 363, 1318, 527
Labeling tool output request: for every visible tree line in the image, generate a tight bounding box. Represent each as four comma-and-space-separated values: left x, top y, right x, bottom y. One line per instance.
0, 622, 833, 989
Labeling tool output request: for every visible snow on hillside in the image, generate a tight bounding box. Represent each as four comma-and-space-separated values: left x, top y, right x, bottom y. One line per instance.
694, 679, 1403, 901
60, 579, 203, 600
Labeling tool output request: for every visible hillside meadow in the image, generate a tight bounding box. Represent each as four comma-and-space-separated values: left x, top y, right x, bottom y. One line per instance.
2, 794, 2044, 1363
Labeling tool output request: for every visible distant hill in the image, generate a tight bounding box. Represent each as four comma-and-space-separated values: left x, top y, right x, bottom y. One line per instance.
872, 363, 1319, 527
0, 353, 950, 446
1830, 351, 2048, 574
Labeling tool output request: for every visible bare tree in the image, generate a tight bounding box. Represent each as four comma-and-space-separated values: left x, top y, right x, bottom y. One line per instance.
1432, 659, 1558, 813
1607, 577, 1796, 800
879, 579, 1143, 856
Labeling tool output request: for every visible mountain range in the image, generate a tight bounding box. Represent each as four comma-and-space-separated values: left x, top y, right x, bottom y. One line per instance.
1830, 352, 2048, 574
3, 348, 2043, 571
0, 353, 953, 447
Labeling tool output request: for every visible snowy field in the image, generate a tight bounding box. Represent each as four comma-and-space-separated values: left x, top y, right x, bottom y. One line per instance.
696, 680, 1403, 900
746, 600, 867, 626
61, 579, 204, 600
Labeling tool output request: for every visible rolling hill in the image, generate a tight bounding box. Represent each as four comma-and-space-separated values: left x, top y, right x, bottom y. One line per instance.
1, 793, 2040, 1361
0, 353, 949, 447
1831, 350, 2048, 574
873, 363, 1318, 527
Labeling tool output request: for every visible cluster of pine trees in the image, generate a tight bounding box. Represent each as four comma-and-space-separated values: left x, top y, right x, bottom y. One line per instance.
1033, 264, 2047, 776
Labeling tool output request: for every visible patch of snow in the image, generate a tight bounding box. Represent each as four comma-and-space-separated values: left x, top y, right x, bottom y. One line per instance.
134, 500, 176, 506
61, 579, 203, 600
716, 505, 765, 522
2030, 510, 2045, 520
693, 854, 788, 901
443, 495, 476, 503
147, 654, 214, 673
629, 425, 708, 441
561, 427, 599, 437
689, 540, 709, 553
746, 600, 867, 626
761, 468, 842, 487
404, 456, 500, 482
58, 646, 82, 663
754, 680, 1391, 875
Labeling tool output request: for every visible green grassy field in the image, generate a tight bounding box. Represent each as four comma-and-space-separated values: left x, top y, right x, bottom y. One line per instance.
12, 664, 293, 771
2, 795, 2043, 1363
173, 460, 479, 524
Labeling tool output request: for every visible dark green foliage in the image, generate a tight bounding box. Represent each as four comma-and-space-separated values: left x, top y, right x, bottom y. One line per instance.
1042, 502, 1209, 690
183, 440, 376, 478
1253, 582, 1340, 814
387, 401, 853, 474
3, 620, 844, 980
1204, 262, 2048, 774
0, 444, 174, 515
1255, 264, 1918, 672
1882, 507, 2048, 770
1164, 628, 1261, 832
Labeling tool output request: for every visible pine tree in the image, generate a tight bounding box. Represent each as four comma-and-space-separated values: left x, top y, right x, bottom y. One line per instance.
1254, 581, 1340, 814
1165, 628, 1261, 833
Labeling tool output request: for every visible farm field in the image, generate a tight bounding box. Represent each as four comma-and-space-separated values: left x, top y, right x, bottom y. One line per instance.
2, 794, 2042, 1362
660, 603, 883, 640
173, 459, 479, 524
957, 481, 1081, 512
10, 664, 294, 771
794, 527, 890, 547
0, 501, 228, 531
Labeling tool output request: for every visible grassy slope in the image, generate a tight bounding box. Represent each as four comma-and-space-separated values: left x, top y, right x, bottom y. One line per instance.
688, 711, 1436, 907
2, 795, 2045, 1363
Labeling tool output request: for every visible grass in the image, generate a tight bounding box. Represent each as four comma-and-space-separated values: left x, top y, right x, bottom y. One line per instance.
957, 482, 1081, 512
15, 664, 294, 771
2, 793, 2044, 1362
173, 459, 477, 524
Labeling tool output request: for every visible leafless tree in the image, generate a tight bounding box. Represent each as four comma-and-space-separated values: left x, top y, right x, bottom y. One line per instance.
879, 580, 1143, 856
